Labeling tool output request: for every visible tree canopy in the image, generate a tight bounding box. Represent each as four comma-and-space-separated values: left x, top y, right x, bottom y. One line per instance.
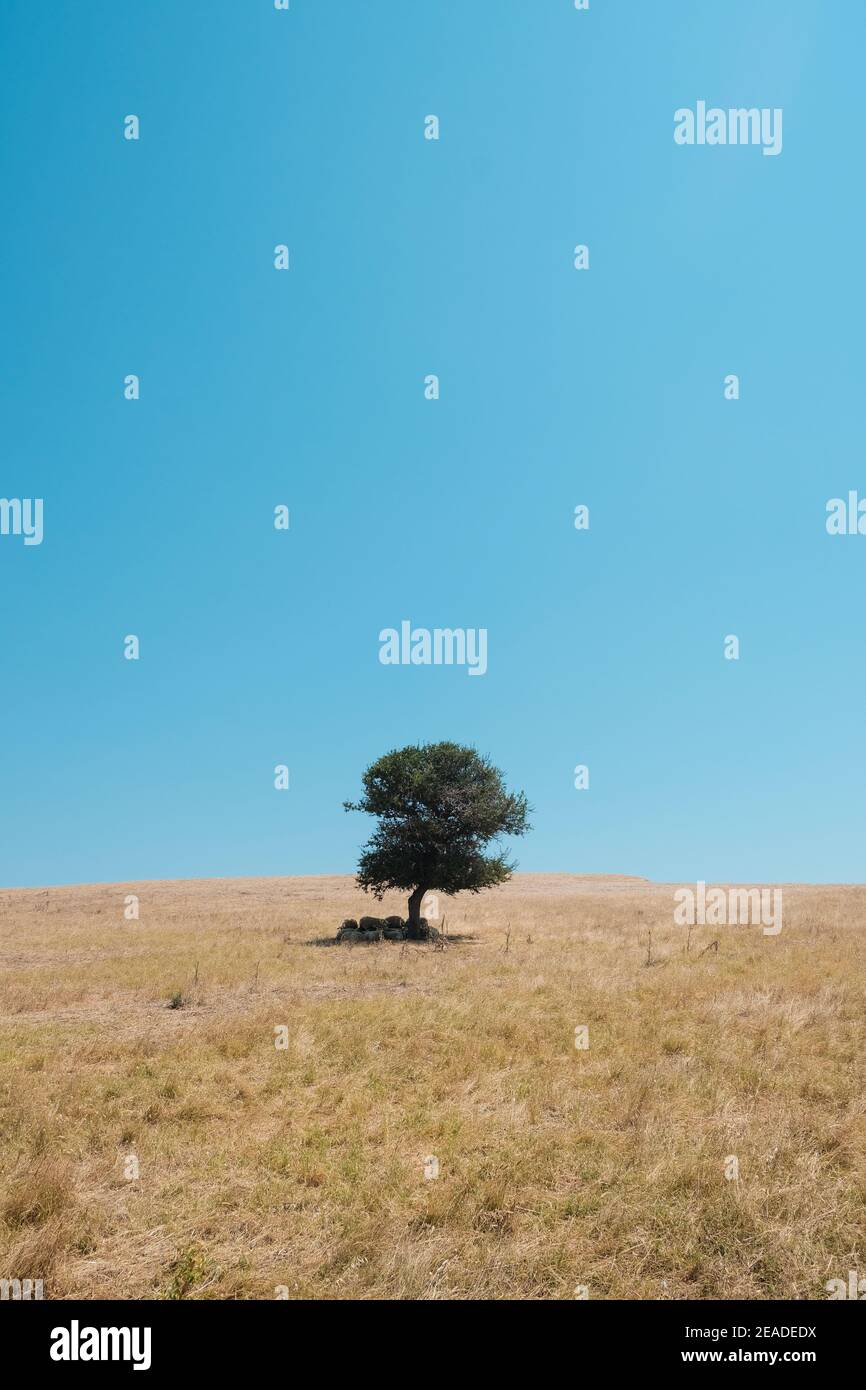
345, 742, 531, 929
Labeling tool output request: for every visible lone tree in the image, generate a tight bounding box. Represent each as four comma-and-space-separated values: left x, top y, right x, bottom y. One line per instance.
344, 742, 531, 936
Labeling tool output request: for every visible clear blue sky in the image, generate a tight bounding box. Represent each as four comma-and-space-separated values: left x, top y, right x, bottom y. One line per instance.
1, 0, 864, 889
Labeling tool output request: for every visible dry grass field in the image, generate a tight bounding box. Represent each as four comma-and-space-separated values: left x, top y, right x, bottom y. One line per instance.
1, 873, 864, 1301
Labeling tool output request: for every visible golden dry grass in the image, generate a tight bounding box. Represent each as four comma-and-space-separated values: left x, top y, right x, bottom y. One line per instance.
0, 872, 864, 1300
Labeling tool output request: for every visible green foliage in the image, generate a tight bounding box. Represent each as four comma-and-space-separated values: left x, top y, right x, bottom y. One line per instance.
162, 1247, 210, 1300
345, 742, 530, 901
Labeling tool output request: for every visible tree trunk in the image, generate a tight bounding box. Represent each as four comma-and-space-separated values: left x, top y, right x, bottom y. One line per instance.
407, 885, 427, 938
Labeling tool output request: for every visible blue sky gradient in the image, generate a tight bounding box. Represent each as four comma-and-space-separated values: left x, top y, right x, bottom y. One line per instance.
2, 1, 865, 887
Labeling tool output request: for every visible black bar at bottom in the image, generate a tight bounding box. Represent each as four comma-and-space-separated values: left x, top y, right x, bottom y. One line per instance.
4, 1297, 859, 1375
